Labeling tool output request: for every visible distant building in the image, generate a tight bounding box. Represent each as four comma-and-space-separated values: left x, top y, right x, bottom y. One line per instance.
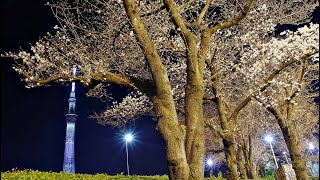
63, 65, 77, 173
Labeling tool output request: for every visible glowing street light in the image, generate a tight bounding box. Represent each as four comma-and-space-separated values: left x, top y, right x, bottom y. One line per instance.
125, 134, 133, 142
207, 159, 214, 166
308, 142, 315, 176
265, 135, 273, 143
124, 133, 133, 176
206, 158, 214, 177
265, 135, 279, 169
308, 143, 315, 150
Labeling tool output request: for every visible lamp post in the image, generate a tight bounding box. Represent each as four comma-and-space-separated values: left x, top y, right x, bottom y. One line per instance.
308, 142, 315, 176
124, 134, 133, 176
283, 151, 289, 164
206, 158, 214, 177
265, 135, 278, 169
308, 143, 315, 151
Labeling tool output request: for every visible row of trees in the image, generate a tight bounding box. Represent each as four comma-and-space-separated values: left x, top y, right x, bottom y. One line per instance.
2, 0, 319, 179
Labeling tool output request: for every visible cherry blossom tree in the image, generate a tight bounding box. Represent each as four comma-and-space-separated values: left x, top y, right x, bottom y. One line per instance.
204, 3, 318, 179
250, 23, 319, 179
2, 0, 318, 179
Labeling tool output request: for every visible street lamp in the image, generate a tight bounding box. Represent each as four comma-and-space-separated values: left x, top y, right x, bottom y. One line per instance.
124, 133, 133, 176
207, 159, 214, 166
206, 158, 214, 177
308, 142, 315, 176
265, 135, 279, 169
282, 152, 289, 164
309, 143, 315, 151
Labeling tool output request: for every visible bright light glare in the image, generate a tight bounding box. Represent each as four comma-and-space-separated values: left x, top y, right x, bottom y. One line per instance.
282, 151, 286, 154
125, 134, 133, 142
308, 143, 315, 150
265, 135, 273, 143
207, 159, 213, 166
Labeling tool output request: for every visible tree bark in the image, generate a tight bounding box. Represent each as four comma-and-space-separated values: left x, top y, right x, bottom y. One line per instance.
185, 84, 205, 180
164, 0, 206, 178
124, 0, 207, 178
153, 97, 190, 180
246, 164, 257, 179
255, 159, 263, 178
123, 1, 192, 178
281, 126, 309, 180
237, 144, 248, 179
209, 63, 238, 180
223, 134, 239, 180
268, 101, 309, 180
243, 135, 257, 179
258, 162, 266, 177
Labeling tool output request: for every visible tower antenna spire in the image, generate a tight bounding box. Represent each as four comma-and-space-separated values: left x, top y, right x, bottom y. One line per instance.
63, 65, 78, 173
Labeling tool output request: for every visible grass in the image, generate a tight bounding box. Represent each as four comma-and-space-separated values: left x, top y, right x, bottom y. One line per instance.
1, 169, 168, 180
1, 169, 318, 180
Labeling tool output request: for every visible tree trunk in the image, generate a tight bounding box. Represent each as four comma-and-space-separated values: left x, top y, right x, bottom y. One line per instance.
185, 82, 205, 180
255, 159, 263, 178
223, 134, 239, 180
246, 164, 257, 179
276, 101, 308, 180
187, 128, 205, 180
244, 135, 257, 179
211, 69, 238, 180
153, 97, 190, 180
281, 126, 309, 180
237, 144, 248, 179
183, 22, 205, 179
259, 163, 266, 177
123, 0, 193, 179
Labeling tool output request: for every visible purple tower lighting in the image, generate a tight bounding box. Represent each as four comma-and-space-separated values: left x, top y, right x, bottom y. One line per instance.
63, 65, 77, 173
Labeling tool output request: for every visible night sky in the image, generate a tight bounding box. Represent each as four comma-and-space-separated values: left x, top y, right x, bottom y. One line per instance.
1, 0, 171, 176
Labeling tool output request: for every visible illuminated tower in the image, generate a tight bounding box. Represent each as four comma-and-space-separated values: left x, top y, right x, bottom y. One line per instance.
63, 65, 77, 173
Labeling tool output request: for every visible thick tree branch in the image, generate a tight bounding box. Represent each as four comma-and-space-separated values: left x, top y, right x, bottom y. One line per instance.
207, 148, 225, 154
124, 0, 173, 98
165, 0, 191, 36
254, 96, 282, 120
198, 0, 253, 73
165, 0, 200, 76
203, 95, 215, 101
205, 119, 225, 139
281, 58, 308, 108
176, 106, 185, 115
207, 59, 231, 133
94, 72, 156, 96
208, 0, 253, 34
112, 5, 166, 56
195, 0, 213, 27
27, 72, 156, 96
177, 0, 195, 15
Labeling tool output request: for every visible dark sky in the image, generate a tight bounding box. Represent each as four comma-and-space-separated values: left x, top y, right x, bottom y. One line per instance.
0, 0, 171, 176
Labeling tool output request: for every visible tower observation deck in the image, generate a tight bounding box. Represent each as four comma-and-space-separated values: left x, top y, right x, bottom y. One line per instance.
63, 65, 77, 173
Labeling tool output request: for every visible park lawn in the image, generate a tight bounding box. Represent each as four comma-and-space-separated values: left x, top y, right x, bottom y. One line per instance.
1, 169, 278, 180
2, 170, 318, 179
1, 169, 166, 180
